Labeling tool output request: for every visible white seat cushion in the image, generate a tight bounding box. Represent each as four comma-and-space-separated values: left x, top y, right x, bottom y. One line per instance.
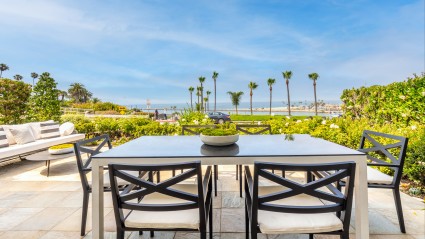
340, 166, 393, 185
257, 187, 343, 234
366, 166, 393, 184
125, 184, 200, 229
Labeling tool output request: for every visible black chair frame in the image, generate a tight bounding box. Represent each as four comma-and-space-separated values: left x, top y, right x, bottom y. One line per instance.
109, 161, 213, 239
245, 161, 356, 239
74, 134, 112, 236
340, 130, 408, 233
235, 124, 272, 197
182, 125, 219, 197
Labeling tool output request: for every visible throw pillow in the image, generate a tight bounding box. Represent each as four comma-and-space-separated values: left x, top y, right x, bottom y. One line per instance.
1, 125, 17, 145
9, 125, 36, 145
0, 127, 9, 148
28, 120, 54, 140
59, 122, 75, 136
40, 122, 61, 139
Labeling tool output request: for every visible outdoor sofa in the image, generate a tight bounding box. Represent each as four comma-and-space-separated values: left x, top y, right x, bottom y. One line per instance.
0, 120, 85, 162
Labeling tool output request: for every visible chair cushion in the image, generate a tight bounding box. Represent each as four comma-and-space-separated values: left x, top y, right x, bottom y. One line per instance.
257, 188, 343, 234
366, 166, 393, 185
124, 184, 200, 229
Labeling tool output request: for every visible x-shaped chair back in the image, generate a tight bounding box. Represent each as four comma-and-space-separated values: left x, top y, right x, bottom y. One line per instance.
74, 134, 112, 190
359, 130, 408, 185
249, 161, 356, 233
236, 124, 271, 135
181, 125, 217, 135
108, 161, 211, 230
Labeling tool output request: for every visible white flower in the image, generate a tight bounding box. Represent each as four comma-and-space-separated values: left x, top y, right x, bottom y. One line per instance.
286, 116, 291, 119
401, 113, 407, 118
285, 122, 289, 127
422, 91, 425, 96
193, 120, 199, 125
304, 118, 309, 121
175, 122, 180, 126
204, 115, 209, 118
174, 133, 179, 136
399, 95, 406, 100
321, 120, 327, 125
296, 120, 301, 123
182, 118, 186, 122
279, 129, 282, 133
202, 119, 207, 122
411, 125, 417, 130
257, 121, 262, 125
330, 123, 339, 129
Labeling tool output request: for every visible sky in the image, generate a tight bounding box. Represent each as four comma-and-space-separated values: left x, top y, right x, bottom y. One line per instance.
0, 0, 424, 106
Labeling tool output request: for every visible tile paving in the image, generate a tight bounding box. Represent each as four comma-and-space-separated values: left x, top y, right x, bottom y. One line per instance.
0, 156, 424, 239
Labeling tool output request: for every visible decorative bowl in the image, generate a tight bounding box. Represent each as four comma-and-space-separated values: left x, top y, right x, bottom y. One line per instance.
48, 144, 74, 155
200, 134, 239, 146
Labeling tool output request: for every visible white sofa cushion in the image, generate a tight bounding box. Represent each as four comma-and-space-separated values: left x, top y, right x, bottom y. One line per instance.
124, 184, 200, 229
59, 122, 75, 136
40, 122, 60, 139
257, 191, 343, 234
0, 127, 9, 148
0, 134, 85, 160
9, 125, 36, 145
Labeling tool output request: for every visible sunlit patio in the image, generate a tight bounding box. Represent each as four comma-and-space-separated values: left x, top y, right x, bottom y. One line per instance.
0, 155, 423, 239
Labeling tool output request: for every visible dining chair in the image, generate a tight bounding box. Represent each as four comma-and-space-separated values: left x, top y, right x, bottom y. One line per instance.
108, 161, 213, 239
245, 161, 356, 239
73, 135, 147, 236
182, 125, 220, 196
340, 130, 409, 233
236, 124, 272, 197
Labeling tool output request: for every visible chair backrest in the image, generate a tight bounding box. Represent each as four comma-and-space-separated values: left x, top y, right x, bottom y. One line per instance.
236, 124, 271, 135
73, 134, 112, 190
248, 161, 356, 234
181, 125, 216, 135
108, 161, 212, 230
359, 130, 408, 185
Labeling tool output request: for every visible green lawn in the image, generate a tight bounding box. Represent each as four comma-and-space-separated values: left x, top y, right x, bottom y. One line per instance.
229, 115, 318, 121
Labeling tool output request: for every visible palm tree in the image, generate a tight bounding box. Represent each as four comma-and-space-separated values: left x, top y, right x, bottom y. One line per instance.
196, 86, 201, 110
227, 91, 244, 115
13, 74, 23, 81
204, 97, 208, 112
282, 71, 293, 116
31, 72, 38, 87
68, 83, 87, 103
248, 81, 258, 115
0, 63, 9, 78
267, 78, 276, 115
188, 86, 195, 110
198, 76, 206, 112
308, 73, 320, 116
58, 90, 67, 101
212, 71, 219, 112
206, 90, 211, 112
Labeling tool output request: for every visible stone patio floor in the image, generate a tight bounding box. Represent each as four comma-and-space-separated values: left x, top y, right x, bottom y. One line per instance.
0, 155, 424, 239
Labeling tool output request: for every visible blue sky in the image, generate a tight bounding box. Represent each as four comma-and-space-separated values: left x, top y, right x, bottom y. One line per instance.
0, 0, 424, 106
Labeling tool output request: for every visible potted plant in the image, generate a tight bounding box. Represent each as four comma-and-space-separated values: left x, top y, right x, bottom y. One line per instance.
48, 143, 74, 155
200, 128, 239, 146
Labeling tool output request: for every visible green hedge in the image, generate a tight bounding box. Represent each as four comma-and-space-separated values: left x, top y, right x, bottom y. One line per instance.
61, 114, 425, 188
341, 73, 425, 125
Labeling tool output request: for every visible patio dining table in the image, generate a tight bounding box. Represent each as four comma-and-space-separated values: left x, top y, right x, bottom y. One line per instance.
91, 134, 369, 239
